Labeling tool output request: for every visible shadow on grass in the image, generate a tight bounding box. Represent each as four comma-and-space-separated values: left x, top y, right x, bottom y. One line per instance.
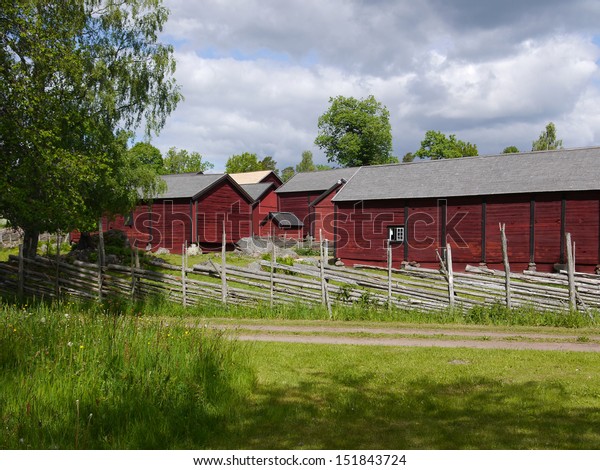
212, 372, 600, 449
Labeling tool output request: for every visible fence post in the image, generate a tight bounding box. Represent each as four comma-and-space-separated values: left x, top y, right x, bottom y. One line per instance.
18, 243, 24, 299
270, 240, 275, 309
55, 233, 61, 298
387, 240, 392, 308
566, 232, 576, 310
97, 218, 104, 302
221, 221, 227, 304
500, 223, 512, 309
130, 247, 137, 301
182, 243, 187, 307
319, 229, 332, 318
446, 243, 455, 308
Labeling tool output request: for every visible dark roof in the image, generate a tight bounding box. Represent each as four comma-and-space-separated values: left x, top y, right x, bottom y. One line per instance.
157, 173, 253, 202
241, 182, 274, 202
264, 212, 304, 228
276, 167, 359, 193
333, 147, 600, 202
308, 179, 347, 207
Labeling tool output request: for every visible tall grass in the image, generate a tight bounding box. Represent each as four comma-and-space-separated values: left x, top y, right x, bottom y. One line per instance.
178, 299, 600, 329
0, 299, 254, 449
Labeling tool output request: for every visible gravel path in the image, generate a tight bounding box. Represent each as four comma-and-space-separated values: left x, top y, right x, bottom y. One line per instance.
205, 322, 600, 352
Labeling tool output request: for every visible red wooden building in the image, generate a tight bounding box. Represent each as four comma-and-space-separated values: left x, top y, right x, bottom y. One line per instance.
259, 212, 304, 239
333, 147, 600, 273
275, 167, 358, 238
104, 173, 254, 253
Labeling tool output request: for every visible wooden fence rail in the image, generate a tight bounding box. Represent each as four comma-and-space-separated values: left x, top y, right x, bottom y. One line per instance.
2, 248, 600, 313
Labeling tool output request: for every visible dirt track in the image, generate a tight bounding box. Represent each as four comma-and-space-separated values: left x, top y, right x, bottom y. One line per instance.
206, 322, 600, 352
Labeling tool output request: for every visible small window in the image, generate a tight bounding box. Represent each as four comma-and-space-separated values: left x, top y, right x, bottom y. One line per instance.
388, 226, 405, 243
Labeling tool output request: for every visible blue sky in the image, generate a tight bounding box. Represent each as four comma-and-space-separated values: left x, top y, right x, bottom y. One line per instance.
149, 0, 600, 172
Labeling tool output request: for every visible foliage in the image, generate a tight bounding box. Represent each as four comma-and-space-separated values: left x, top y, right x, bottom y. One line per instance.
502, 146, 520, 154
161, 147, 213, 174
315, 95, 394, 167
0, 0, 181, 257
414, 130, 478, 160
532, 122, 563, 151
296, 150, 316, 173
128, 142, 163, 173
225, 152, 277, 174
402, 152, 415, 163
259, 156, 279, 176
281, 166, 295, 182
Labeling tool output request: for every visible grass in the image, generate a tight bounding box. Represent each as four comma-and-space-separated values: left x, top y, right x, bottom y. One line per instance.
0, 299, 254, 449
210, 342, 600, 449
3, 296, 600, 449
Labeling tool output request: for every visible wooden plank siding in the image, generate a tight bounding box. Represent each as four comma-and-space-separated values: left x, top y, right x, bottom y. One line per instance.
311, 189, 338, 243
277, 191, 322, 237
565, 192, 600, 266
196, 180, 252, 248
335, 192, 600, 273
254, 189, 278, 237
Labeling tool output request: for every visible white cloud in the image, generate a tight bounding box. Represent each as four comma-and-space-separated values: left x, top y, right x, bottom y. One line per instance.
151, 0, 600, 168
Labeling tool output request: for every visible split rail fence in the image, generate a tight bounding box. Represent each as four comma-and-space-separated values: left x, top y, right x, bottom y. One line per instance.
0, 230, 599, 314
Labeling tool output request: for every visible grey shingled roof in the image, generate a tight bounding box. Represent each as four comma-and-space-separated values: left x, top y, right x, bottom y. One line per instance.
158, 173, 226, 199
241, 182, 274, 202
276, 167, 359, 193
333, 147, 600, 202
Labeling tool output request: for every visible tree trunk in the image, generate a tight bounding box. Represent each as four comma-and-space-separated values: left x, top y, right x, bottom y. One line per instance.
22, 229, 40, 259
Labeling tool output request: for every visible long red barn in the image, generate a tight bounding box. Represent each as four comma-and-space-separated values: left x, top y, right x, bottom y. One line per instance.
332, 147, 600, 273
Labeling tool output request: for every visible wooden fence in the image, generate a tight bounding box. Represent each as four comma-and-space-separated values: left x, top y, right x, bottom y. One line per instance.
0, 235, 599, 313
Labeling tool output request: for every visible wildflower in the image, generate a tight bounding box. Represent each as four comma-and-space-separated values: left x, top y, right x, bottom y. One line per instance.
40, 317, 46, 323
67, 342, 73, 348
80, 345, 84, 349
64, 314, 70, 319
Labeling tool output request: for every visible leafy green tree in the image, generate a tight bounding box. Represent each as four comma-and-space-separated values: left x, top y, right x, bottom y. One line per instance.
129, 142, 163, 172
0, 0, 180, 257
314, 95, 393, 167
532, 122, 563, 151
162, 147, 213, 174
402, 152, 415, 163
296, 151, 317, 173
315, 164, 334, 171
503, 146, 520, 154
414, 131, 478, 160
225, 152, 263, 173
281, 167, 295, 182
259, 156, 279, 175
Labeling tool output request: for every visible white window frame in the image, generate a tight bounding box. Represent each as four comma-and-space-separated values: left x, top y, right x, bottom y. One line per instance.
388, 226, 405, 243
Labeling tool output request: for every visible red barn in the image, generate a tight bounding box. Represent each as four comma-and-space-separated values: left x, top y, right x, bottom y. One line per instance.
333, 147, 600, 273
275, 167, 358, 239
105, 173, 253, 253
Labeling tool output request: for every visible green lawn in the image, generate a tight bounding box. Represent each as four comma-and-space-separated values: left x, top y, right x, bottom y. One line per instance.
3, 298, 600, 450
212, 342, 600, 449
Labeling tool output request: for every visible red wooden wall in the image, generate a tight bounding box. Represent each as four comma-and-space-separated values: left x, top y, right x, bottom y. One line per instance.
335, 191, 600, 273
254, 189, 278, 237
311, 189, 338, 242
196, 180, 252, 248
277, 191, 322, 237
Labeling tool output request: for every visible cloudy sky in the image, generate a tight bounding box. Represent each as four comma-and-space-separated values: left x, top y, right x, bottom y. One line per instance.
150, 0, 600, 171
